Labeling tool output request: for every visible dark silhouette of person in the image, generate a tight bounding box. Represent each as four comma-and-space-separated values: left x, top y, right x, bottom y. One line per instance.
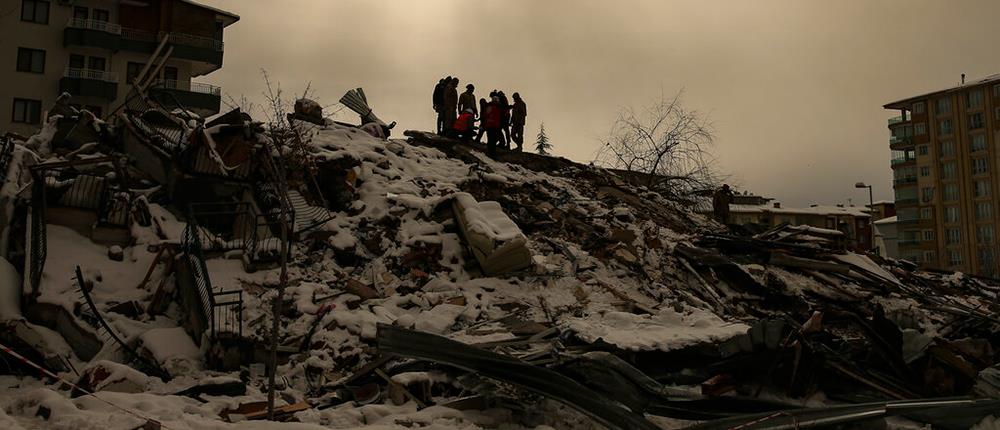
459, 84, 477, 117
510, 92, 527, 151
433, 76, 448, 133
475, 98, 488, 143
497, 90, 511, 149
441, 77, 459, 132
482, 96, 503, 157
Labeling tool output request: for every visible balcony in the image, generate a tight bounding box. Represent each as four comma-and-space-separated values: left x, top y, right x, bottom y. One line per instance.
888, 116, 908, 126
59, 67, 118, 100
893, 176, 917, 186
148, 80, 222, 116
889, 135, 913, 149
65, 19, 224, 74
890, 155, 916, 166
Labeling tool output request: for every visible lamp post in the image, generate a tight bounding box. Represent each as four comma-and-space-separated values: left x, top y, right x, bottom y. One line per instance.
855, 182, 875, 254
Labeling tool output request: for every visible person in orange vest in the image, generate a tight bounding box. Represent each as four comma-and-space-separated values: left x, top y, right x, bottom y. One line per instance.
482, 96, 503, 157
446, 108, 476, 141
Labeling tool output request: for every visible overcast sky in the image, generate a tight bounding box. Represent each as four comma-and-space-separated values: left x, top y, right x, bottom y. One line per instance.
202, 0, 998, 207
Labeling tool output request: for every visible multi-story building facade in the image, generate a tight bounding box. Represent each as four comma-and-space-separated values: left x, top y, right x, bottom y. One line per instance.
884, 75, 1000, 277
1, 0, 238, 136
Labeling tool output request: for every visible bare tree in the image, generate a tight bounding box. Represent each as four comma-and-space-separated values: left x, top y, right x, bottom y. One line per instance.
595, 90, 723, 196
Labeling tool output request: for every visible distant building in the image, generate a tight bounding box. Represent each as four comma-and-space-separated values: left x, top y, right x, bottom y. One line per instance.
1, 0, 239, 136
699, 197, 873, 252
874, 216, 899, 259
884, 74, 1000, 277
869, 201, 896, 221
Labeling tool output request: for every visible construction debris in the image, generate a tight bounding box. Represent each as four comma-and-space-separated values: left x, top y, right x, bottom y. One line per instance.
0, 93, 998, 430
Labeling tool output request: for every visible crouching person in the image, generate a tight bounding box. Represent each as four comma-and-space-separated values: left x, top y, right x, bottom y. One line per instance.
445, 108, 477, 141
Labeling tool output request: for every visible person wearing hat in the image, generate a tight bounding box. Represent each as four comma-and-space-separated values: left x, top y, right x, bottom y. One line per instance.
459, 84, 478, 117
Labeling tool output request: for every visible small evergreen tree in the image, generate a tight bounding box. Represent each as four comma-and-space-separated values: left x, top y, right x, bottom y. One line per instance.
535, 122, 552, 155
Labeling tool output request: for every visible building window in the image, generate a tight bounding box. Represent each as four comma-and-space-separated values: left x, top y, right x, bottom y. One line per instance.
976, 202, 993, 221
73, 6, 87, 19
21, 0, 49, 24
949, 250, 962, 266
968, 90, 984, 109
913, 102, 925, 114
975, 180, 991, 198
92, 9, 109, 22
126, 62, 144, 84
921, 187, 934, 203
995, 107, 1000, 121
995, 84, 1000, 98
944, 184, 959, 201
69, 54, 85, 69
976, 225, 994, 244
941, 161, 956, 179
940, 141, 955, 157
87, 56, 106, 71
937, 98, 952, 115
914, 122, 926, 135
920, 207, 933, 219
938, 118, 953, 135
970, 112, 984, 129
924, 251, 937, 263
11, 98, 42, 124
16, 48, 45, 73
972, 158, 989, 175
923, 230, 935, 241
971, 134, 987, 152
920, 166, 931, 177
918, 145, 929, 156
946, 228, 961, 244
945, 205, 960, 223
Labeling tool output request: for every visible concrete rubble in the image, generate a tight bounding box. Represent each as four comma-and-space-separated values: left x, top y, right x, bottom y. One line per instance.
0, 95, 998, 429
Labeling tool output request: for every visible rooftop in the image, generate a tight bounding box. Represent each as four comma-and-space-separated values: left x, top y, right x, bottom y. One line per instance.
884, 74, 1000, 109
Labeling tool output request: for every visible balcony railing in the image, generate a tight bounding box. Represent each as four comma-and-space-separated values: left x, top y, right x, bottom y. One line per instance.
118, 27, 224, 51
153, 79, 222, 96
893, 176, 917, 186
64, 67, 119, 83
891, 156, 916, 166
67, 17, 121, 34
888, 116, 908, 126
899, 238, 921, 246
889, 135, 913, 146
895, 197, 918, 205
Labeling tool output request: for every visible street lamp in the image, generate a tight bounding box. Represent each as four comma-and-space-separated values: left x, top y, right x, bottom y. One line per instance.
855, 182, 875, 254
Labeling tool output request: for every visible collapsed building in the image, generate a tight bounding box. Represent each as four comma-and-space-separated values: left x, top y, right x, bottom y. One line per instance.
0, 87, 999, 429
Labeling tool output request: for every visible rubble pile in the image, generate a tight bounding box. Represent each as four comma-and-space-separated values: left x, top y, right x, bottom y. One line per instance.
0, 95, 998, 430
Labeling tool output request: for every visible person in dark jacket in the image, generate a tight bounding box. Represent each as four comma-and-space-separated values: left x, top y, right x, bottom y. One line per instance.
441, 77, 459, 132
510, 92, 527, 151
458, 84, 477, 117
482, 96, 503, 157
433, 77, 448, 133
475, 98, 489, 143
497, 90, 511, 149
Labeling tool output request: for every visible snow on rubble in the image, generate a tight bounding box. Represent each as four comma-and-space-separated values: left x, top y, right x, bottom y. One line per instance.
2, 101, 1000, 430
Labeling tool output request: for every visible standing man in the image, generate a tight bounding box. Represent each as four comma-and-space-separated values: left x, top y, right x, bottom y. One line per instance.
482, 96, 503, 157
433, 77, 448, 133
510, 92, 527, 151
497, 91, 511, 149
441, 77, 459, 132
459, 84, 477, 117
475, 98, 488, 143
712, 184, 734, 225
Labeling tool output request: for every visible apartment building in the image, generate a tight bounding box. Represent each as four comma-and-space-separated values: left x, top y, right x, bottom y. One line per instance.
884, 74, 1000, 277
1, 0, 238, 136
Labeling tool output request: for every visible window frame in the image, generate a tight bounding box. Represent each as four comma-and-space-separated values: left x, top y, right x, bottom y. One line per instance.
969, 112, 985, 130
972, 158, 989, 176
11, 98, 42, 124
21, 0, 50, 24
16, 47, 45, 74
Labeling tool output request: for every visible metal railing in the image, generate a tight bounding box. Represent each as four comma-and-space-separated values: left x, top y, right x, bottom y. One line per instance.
185, 142, 253, 180
64, 67, 119, 83
0, 137, 13, 178
27, 175, 46, 299
890, 156, 916, 166
889, 135, 912, 146
182, 209, 243, 338
66, 17, 122, 34
119, 27, 223, 51
151, 79, 222, 96
893, 177, 917, 186
122, 89, 189, 154
888, 116, 908, 125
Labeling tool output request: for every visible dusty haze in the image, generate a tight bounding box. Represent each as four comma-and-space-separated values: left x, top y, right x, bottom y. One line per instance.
201, 0, 998, 207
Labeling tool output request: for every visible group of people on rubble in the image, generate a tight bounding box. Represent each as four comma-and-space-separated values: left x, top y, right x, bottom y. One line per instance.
432, 76, 527, 157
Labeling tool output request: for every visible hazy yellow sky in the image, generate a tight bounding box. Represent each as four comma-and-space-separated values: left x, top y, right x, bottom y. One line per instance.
202, 0, 999, 206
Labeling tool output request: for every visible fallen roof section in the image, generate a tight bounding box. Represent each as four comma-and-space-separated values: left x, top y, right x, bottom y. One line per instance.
376, 323, 663, 430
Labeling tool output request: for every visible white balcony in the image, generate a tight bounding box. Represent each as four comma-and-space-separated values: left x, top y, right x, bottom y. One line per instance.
66, 18, 121, 34
64, 67, 119, 83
